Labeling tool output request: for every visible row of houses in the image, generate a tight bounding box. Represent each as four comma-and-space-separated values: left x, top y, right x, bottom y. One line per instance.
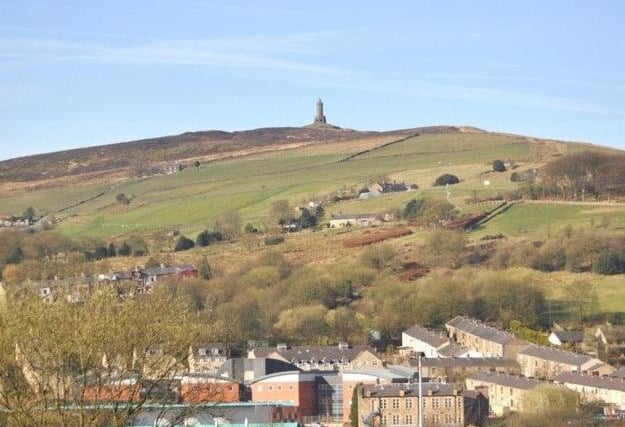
33, 263, 199, 301
0, 214, 30, 227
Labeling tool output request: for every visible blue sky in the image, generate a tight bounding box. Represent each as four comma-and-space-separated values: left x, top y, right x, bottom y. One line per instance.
1, 1, 624, 160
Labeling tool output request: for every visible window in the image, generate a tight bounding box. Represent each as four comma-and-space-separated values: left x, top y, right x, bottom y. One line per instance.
392, 415, 400, 425
382, 415, 388, 426
432, 398, 439, 408
392, 398, 400, 409
445, 397, 452, 408
405, 415, 413, 425
406, 398, 413, 409
433, 414, 440, 425
445, 414, 452, 424
268, 386, 273, 391
380, 399, 387, 409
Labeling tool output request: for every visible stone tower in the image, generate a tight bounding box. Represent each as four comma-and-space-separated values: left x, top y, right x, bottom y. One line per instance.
314, 98, 327, 124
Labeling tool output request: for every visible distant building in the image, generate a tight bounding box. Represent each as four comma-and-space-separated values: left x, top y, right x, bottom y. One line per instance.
517, 344, 613, 379
465, 372, 547, 416
313, 98, 327, 124
329, 213, 383, 228
188, 343, 228, 374
401, 324, 475, 358
410, 357, 520, 384
555, 371, 625, 412
248, 343, 383, 372
179, 374, 241, 403
357, 382, 464, 427
445, 316, 527, 358
548, 330, 584, 348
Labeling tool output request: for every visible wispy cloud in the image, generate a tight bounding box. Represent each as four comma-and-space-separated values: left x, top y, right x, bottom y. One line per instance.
0, 34, 344, 74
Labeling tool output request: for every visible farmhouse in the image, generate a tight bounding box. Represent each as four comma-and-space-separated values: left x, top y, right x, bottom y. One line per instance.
465, 372, 546, 416
329, 213, 382, 228
517, 344, 613, 379
357, 382, 464, 427
445, 316, 527, 358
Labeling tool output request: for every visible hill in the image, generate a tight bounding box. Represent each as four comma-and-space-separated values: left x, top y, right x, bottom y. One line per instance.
0, 124, 622, 241
0, 125, 469, 184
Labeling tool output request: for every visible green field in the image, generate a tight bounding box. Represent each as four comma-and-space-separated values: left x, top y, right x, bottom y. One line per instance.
2, 130, 623, 241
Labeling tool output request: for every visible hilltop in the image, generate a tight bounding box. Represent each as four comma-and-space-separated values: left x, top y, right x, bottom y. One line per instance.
0, 125, 470, 185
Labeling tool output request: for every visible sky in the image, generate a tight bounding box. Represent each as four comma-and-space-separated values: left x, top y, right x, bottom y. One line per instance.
1, 1, 625, 160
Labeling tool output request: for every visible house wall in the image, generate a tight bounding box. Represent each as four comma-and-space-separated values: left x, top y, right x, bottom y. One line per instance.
357, 392, 464, 427
401, 332, 443, 358
560, 382, 625, 410
465, 379, 529, 416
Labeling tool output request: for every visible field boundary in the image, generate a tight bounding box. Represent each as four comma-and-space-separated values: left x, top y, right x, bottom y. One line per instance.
338, 133, 420, 162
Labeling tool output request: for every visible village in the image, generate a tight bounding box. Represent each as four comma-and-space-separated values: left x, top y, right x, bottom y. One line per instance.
5, 261, 625, 426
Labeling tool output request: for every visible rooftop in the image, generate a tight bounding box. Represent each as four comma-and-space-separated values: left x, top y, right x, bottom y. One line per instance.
519, 344, 597, 366
467, 372, 545, 390
551, 330, 584, 343
555, 372, 625, 392
251, 344, 378, 364
403, 324, 449, 348
362, 382, 457, 397
446, 316, 523, 345
416, 357, 519, 369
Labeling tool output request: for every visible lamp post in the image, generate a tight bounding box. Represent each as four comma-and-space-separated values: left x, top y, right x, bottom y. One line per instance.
415, 351, 425, 427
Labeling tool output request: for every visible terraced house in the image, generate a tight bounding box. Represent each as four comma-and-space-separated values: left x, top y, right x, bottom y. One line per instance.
465, 372, 546, 416
401, 324, 473, 358
517, 344, 613, 379
445, 316, 527, 358
357, 383, 464, 427
555, 372, 625, 412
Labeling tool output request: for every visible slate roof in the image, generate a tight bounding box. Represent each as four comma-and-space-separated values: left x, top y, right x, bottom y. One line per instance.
446, 316, 522, 345
611, 367, 625, 378
467, 372, 545, 390
438, 343, 470, 358
362, 382, 456, 397
555, 372, 625, 392
519, 344, 595, 366
552, 330, 584, 343
416, 357, 519, 369
217, 358, 300, 383
250, 345, 379, 364
403, 324, 449, 348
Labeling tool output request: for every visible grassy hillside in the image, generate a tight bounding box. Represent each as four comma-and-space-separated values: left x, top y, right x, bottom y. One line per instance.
1, 126, 622, 242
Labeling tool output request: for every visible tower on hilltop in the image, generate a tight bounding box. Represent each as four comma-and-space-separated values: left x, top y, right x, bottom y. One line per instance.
313, 98, 327, 124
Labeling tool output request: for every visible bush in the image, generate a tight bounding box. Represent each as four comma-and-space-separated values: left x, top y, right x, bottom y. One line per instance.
6, 247, 24, 264
174, 236, 195, 252
196, 230, 224, 247
434, 174, 459, 186
264, 235, 284, 246
244, 223, 259, 234
115, 193, 131, 205
492, 159, 506, 172
593, 250, 625, 275
117, 242, 132, 256
510, 171, 522, 182
403, 199, 425, 219
360, 245, 397, 271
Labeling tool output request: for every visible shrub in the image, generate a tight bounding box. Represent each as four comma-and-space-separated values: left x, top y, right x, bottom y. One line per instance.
117, 242, 131, 256
174, 236, 195, 252
492, 159, 506, 172
244, 223, 259, 234
593, 250, 625, 275
6, 247, 24, 264
434, 174, 459, 186
360, 245, 397, 271
510, 171, 522, 182
403, 198, 425, 219
264, 235, 284, 246
115, 193, 131, 205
